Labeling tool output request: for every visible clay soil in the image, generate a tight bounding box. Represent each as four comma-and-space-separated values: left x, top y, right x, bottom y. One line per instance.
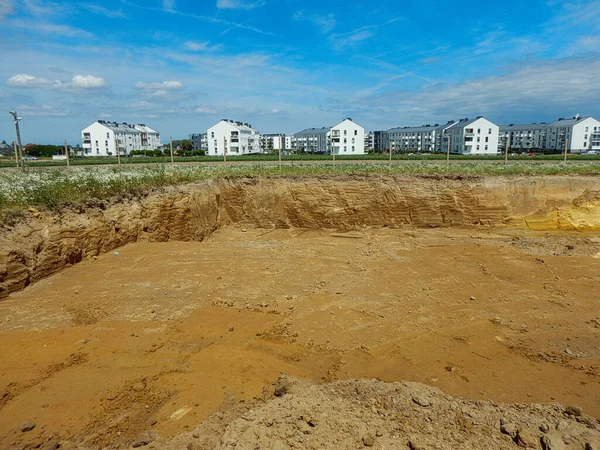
1, 226, 600, 449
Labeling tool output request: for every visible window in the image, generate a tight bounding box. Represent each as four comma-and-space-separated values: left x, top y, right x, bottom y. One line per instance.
352, 146, 355, 152
344, 130, 347, 135
211, 132, 215, 138
584, 142, 587, 147
354, 130, 357, 136
344, 146, 347, 151
107, 132, 109, 139
485, 145, 488, 150
488, 128, 492, 134
477, 137, 480, 142
352, 138, 355, 144
477, 129, 481, 134
105, 141, 108, 146
477, 145, 480, 150
485, 137, 489, 143
344, 138, 347, 143
585, 127, 589, 132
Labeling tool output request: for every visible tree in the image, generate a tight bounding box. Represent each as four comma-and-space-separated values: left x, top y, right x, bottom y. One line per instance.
180, 139, 193, 151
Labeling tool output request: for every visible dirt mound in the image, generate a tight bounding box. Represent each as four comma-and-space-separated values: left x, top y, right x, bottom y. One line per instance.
162, 378, 600, 450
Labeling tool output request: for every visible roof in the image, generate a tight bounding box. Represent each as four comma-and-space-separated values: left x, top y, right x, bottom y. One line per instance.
387, 124, 441, 134
294, 127, 330, 137
211, 119, 259, 133
446, 117, 485, 130
96, 120, 140, 133
499, 123, 548, 131
134, 124, 159, 134
545, 116, 591, 128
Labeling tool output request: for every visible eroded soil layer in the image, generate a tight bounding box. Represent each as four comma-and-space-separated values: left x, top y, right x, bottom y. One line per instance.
1, 227, 599, 449
2, 175, 600, 299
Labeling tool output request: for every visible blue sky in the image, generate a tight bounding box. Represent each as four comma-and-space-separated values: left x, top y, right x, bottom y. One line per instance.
0, 0, 599, 144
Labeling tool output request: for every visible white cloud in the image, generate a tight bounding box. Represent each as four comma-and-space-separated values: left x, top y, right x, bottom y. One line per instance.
196, 106, 218, 114
10, 19, 92, 37
162, 0, 175, 11
6, 73, 106, 90
184, 41, 221, 52
82, 4, 125, 18
7, 74, 64, 89
294, 11, 336, 34
328, 18, 400, 50
216, 0, 265, 10
0, 0, 14, 21
72, 75, 107, 89
18, 104, 68, 116
135, 80, 184, 90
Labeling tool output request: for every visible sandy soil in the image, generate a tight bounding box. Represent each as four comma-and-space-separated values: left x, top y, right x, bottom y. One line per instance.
1, 226, 600, 449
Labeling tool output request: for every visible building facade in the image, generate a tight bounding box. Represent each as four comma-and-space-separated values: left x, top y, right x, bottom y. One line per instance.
292, 118, 365, 155
445, 117, 499, 154
285, 136, 292, 150
498, 116, 600, 153
260, 134, 285, 153
81, 120, 161, 157
190, 133, 208, 151
207, 119, 261, 156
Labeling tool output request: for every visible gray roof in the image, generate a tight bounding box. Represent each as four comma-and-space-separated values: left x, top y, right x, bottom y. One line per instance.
98, 120, 140, 133
446, 117, 484, 130
545, 117, 591, 128
387, 124, 440, 134
499, 123, 548, 131
294, 127, 330, 137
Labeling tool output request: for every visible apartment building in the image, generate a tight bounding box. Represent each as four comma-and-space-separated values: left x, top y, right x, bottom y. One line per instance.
365, 132, 374, 151
285, 136, 292, 150
544, 116, 600, 153
207, 119, 261, 156
446, 117, 499, 154
292, 118, 365, 154
260, 133, 285, 153
499, 123, 548, 151
372, 131, 387, 152
81, 120, 161, 156
190, 133, 208, 151
498, 116, 600, 153
385, 121, 456, 153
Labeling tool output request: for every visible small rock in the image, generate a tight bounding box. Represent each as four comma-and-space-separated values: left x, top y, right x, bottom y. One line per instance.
274, 376, 289, 397
540, 424, 550, 433
564, 405, 582, 417
20, 422, 35, 433
408, 441, 425, 450
362, 434, 375, 447
229, 327, 234, 332
515, 429, 537, 448
491, 317, 502, 325
586, 444, 596, 450
241, 228, 248, 232
564, 348, 573, 356
41, 440, 61, 450
192, 433, 199, 438
113, 251, 120, 257
412, 395, 431, 407
132, 381, 146, 392
500, 420, 518, 438
132, 431, 155, 448
541, 434, 566, 450
469, 296, 476, 300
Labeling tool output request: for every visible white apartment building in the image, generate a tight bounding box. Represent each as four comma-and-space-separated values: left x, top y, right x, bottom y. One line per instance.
544, 116, 600, 153
82, 120, 161, 157
330, 118, 365, 155
134, 124, 161, 150
498, 116, 600, 153
292, 118, 365, 154
260, 133, 285, 153
190, 133, 208, 151
285, 135, 292, 150
445, 117, 499, 154
207, 119, 261, 156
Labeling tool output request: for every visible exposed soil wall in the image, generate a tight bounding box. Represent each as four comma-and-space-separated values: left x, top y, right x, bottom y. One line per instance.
1, 175, 599, 298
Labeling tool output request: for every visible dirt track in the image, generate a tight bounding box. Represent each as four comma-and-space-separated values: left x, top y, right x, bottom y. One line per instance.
1, 226, 600, 448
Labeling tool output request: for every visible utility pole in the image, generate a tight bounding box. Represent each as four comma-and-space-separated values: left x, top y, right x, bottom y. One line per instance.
389, 139, 392, 165
9, 111, 24, 171
169, 136, 174, 164
564, 138, 568, 164
278, 145, 282, 170
223, 136, 227, 164
504, 134, 509, 164
332, 139, 336, 166
13, 141, 18, 168
446, 134, 451, 166
64, 139, 70, 168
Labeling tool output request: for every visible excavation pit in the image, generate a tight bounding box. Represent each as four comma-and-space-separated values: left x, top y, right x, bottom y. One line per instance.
1, 175, 600, 449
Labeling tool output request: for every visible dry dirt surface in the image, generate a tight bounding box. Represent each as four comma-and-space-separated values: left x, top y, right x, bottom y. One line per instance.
1, 226, 600, 449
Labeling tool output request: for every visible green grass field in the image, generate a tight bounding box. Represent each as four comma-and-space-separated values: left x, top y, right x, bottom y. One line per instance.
0, 163, 599, 213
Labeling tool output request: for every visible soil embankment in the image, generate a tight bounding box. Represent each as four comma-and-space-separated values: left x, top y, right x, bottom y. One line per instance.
1, 175, 600, 298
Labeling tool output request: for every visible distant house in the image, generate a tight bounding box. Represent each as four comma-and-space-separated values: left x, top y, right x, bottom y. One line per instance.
0, 140, 14, 157
292, 118, 365, 155
260, 133, 285, 153
190, 133, 208, 151
81, 120, 161, 157
446, 117, 499, 155
207, 119, 261, 156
